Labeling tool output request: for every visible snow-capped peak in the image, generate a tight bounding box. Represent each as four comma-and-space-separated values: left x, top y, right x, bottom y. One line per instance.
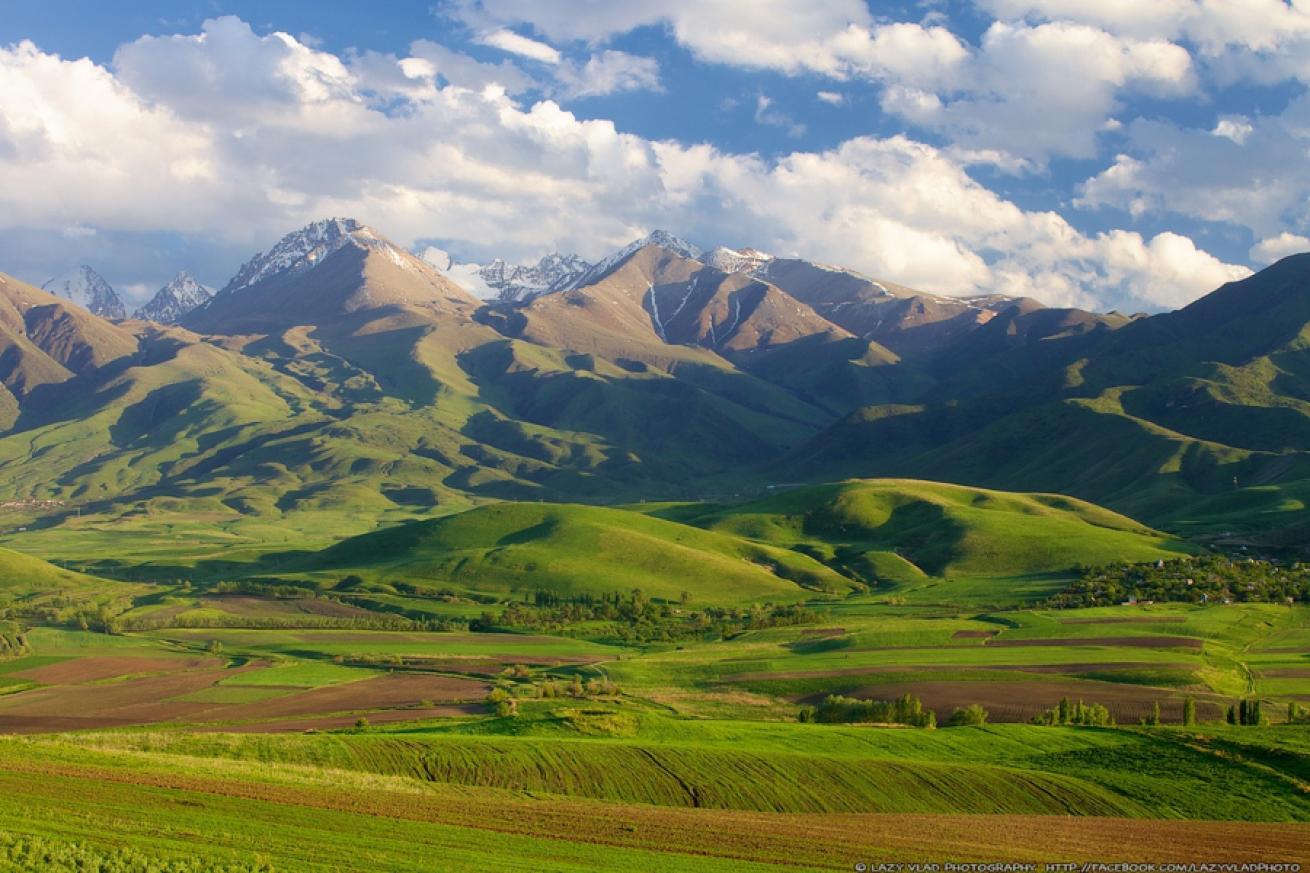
218, 218, 375, 295
706, 246, 774, 275
566, 230, 704, 290
42, 265, 126, 319
133, 272, 214, 324
637, 230, 703, 261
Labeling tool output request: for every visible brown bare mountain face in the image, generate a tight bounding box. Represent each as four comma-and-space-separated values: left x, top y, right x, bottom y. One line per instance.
926, 298, 1136, 383
732, 257, 998, 357
482, 242, 908, 414
495, 243, 896, 365
742, 257, 1127, 364
490, 244, 848, 361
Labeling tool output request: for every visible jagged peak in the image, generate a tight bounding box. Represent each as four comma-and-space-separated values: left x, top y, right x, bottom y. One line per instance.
564, 230, 704, 291
636, 229, 702, 260
40, 265, 127, 319
218, 217, 382, 296
133, 271, 214, 324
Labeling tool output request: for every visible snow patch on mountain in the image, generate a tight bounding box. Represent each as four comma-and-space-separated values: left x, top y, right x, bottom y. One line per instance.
419, 247, 497, 299
421, 248, 592, 302
42, 266, 126, 319
706, 246, 774, 275
134, 272, 213, 324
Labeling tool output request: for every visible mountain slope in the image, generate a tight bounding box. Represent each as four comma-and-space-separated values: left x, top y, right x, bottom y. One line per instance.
505, 243, 869, 364
0, 225, 863, 551
0, 546, 143, 606
0, 221, 1305, 560
0, 273, 137, 399
789, 254, 1310, 524
749, 257, 1130, 365
490, 241, 914, 417
742, 258, 1003, 358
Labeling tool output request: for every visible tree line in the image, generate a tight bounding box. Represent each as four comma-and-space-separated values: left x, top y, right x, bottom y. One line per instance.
1050, 555, 1310, 608
476, 589, 820, 642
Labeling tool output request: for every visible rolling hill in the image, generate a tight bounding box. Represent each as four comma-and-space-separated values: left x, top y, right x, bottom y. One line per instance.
299, 502, 857, 603
291, 480, 1186, 605
0, 547, 142, 608
673, 479, 1190, 583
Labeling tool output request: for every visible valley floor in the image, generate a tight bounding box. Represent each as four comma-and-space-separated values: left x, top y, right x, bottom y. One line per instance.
0, 597, 1308, 869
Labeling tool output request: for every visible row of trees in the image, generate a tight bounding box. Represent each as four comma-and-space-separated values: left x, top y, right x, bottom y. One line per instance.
116, 613, 452, 632
800, 693, 1307, 729
801, 693, 937, 727
475, 590, 820, 643
486, 673, 621, 717
1227, 698, 1266, 725
799, 695, 994, 728
1032, 697, 1115, 726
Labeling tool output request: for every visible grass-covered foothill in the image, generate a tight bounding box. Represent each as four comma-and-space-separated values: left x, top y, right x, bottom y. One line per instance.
214, 478, 1198, 622
301, 501, 858, 604
680, 478, 1190, 581
0, 547, 144, 623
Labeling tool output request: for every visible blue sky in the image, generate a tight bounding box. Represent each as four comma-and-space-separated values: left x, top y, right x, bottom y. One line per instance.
1, 1, 1308, 312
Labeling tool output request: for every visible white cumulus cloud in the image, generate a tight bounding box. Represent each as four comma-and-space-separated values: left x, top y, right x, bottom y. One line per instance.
0, 17, 1249, 315
1250, 232, 1310, 265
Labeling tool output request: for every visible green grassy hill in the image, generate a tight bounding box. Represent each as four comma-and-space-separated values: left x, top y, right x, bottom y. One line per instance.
302, 502, 857, 603
680, 480, 1189, 582
0, 546, 143, 609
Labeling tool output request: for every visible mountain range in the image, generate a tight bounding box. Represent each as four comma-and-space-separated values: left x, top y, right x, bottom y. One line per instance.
2, 218, 1306, 551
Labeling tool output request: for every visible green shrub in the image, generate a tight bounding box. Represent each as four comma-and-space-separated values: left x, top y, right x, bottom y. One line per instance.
813, 693, 935, 727
946, 704, 989, 727
1032, 697, 1114, 726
